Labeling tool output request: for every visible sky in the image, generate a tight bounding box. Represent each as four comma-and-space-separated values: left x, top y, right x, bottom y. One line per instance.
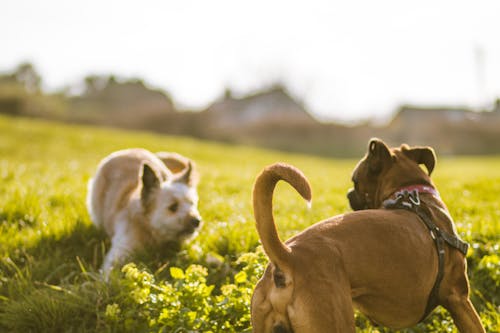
2, 0, 500, 123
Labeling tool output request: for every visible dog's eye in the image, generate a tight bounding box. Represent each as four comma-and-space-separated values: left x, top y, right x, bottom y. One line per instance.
168, 202, 179, 213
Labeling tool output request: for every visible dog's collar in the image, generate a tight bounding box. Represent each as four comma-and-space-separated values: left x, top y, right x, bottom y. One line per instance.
387, 184, 440, 202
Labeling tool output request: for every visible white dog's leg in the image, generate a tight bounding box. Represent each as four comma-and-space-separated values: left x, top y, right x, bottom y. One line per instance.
101, 221, 136, 276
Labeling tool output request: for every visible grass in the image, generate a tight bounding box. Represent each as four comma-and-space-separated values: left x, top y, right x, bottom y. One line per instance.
0, 114, 499, 332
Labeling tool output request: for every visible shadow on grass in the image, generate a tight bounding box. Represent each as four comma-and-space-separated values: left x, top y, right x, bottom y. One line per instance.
0, 222, 94, 291
0, 219, 191, 332
3, 219, 192, 285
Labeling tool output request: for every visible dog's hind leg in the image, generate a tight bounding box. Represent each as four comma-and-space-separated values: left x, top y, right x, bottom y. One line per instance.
288, 261, 356, 333
289, 286, 356, 333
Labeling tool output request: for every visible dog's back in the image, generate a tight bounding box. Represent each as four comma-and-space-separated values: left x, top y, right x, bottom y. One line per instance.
86, 148, 171, 235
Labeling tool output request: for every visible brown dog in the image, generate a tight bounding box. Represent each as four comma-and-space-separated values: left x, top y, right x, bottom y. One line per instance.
251, 139, 484, 332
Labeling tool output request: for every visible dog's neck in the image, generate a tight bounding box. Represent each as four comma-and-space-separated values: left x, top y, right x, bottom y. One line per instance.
384, 184, 459, 236
390, 184, 440, 200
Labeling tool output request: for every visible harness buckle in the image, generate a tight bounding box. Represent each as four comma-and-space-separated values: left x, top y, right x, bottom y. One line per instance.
430, 230, 436, 240
392, 189, 420, 209
401, 201, 412, 209
430, 226, 442, 240
408, 190, 420, 206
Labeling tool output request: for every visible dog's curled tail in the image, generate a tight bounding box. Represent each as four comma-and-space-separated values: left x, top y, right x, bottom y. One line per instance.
253, 163, 312, 268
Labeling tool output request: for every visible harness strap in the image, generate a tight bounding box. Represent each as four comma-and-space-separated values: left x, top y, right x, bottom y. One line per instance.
412, 204, 468, 257
382, 188, 469, 322
440, 231, 469, 255
425, 235, 445, 318
413, 205, 447, 321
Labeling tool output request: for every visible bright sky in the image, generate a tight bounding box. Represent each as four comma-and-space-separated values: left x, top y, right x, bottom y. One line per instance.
2, 0, 500, 122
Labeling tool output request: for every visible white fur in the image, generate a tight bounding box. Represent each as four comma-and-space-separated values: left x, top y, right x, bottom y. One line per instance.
149, 182, 200, 241
86, 148, 201, 274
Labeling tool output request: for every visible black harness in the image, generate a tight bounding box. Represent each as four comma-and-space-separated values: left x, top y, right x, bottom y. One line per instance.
382, 188, 469, 322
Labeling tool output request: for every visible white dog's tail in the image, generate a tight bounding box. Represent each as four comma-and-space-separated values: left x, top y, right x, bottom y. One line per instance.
253, 163, 312, 270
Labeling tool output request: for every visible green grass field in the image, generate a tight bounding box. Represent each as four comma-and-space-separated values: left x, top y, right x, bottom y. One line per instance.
0, 115, 499, 332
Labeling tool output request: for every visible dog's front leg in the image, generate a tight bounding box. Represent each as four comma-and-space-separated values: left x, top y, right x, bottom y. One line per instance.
101, 222, 136, 276
440, 262, 486, 333
444, 295, 485, 333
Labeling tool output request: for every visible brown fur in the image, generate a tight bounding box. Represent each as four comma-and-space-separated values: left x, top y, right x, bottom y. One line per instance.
251, 139, 484, 332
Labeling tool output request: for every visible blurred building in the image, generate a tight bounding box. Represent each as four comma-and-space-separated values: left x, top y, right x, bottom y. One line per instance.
2, 62, 500, 156
204, 84, 317, 128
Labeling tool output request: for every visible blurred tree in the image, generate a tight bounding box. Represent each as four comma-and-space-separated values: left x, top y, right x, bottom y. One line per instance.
224, 87, 233, 100
14, 62, 41, 93
83, 75, 110, 96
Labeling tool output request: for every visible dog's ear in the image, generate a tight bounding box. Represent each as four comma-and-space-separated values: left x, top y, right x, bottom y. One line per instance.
174, 161, 198, 186
367, 138, 392, 174
403, 146, 436, 175
141, 163, 160, 206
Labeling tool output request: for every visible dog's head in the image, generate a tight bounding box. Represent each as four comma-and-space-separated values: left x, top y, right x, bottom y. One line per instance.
140, 161, 202, 242
347, 138, 436, 210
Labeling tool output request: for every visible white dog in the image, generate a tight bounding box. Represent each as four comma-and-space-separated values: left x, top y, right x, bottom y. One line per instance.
86, 148, 201, 274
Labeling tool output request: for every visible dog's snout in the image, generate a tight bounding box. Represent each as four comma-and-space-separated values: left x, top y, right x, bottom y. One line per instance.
347, 188, 365, 211
190, 216, 201, 228
273, 324, 292, 333
347, 188, 356, 201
